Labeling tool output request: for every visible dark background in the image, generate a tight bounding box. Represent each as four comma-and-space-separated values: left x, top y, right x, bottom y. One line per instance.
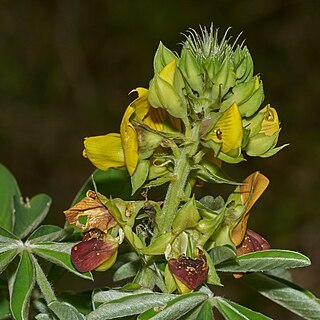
0, 1, 319, 318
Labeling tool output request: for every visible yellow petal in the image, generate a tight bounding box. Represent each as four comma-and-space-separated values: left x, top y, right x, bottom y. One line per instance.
260, 105, 279, 137
231, 172, 269, 245
120, 105, 138, 176
83, 133, 124, 171
159, 59, 176, 85
210, 103, 243, 153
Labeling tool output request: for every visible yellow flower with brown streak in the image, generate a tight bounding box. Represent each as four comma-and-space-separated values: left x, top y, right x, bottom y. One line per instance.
83, 88, 181, 176
204, 103, 243, 154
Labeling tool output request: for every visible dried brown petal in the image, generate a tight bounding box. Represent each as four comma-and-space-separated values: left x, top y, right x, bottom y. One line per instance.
64, 190, 116, 232
236, 229, 270, 256
168, 252, 208, 290
71, 229, 118, 272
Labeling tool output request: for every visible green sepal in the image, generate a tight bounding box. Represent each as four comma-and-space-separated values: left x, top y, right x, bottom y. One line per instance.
245, 131, 279, 156
208, 245, 236, 265
202, 249, 222, 286
211, 56, 236, 97
238, 79, 264, 117
179, 48, 203, 94
148, 74, 187, 120
259, 143, 289, 158
131, 160, 150, 195
153, 41, 177, 74
140, 233, 172, 256
195, 159, 238, 185
172, 197, 201, 235
221, 76, 257, 110
164, 263, 177, 294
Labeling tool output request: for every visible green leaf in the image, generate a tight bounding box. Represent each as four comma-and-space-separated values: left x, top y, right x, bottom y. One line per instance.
35, 314, 54, 320
180, 300, 214, 320
31, 242, 92, 280
14, 194, 51, 239
32, 255, 56, 304
131, 160, 149, 195
0, 297, 11, 320
9, 251, 35, 320
27, 225, 70, 243
0, 226, 19, 243
242, 273, 320, 320
137, 292, 209, 320
195, 160, 238, 185
265, 268, 293, 282
215, 297, 272, 319
88, 292, 176, 320
0, 163, 20, 231
215, 250, 311, 273
0, 249, 19, 275
209, 245, 236, 266
113, 260, 140, 282
49, 301, 85, 320
92, 288, 154, 304
72, 169, 132, 205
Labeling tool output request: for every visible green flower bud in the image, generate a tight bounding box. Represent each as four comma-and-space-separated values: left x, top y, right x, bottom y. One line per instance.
244, 105, 285, 157
148, 60, 187, 120
153, 41, 177, 74
179, 47, 203, 94
221, 76, 264, 117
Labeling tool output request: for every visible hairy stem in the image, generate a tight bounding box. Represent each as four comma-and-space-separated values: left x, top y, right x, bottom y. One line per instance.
158, 122, 200, 234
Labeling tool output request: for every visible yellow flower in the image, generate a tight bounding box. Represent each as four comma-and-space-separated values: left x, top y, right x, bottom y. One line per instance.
205, 103, 243, 153
83, 133, 124, 171
84, 88, 181, 175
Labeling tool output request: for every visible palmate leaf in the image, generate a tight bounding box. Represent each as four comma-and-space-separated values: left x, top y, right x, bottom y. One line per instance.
215, 249, 310, 273
13, 194, 52, 239
9, 251, 35, 320
31, 242, 92, 280
242, 273, 320, 320
0, 163, 20, 231
215, 297, 272, 319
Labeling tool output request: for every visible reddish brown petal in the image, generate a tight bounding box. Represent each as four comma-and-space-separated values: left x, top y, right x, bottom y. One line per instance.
236, 229, 270, 256
64, 190, 116, 232
71, 230, 118, 272
168, 253, 208, 290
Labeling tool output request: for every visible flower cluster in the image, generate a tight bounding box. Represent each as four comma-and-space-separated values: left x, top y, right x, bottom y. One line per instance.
65, 26, 285, 294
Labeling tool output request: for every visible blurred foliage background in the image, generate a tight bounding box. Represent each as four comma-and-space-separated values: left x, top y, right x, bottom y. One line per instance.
0, 1, 319, 318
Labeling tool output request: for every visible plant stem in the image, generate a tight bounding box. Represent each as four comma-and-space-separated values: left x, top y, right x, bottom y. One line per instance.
158, 122, 200, 234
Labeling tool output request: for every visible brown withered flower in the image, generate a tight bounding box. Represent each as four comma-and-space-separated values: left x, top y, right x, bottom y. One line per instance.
64, 190, 116, 232
236, 229, 270, 256
71, 229, 118, 272
64, 190, 120, 272
168, 250, 208, 292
